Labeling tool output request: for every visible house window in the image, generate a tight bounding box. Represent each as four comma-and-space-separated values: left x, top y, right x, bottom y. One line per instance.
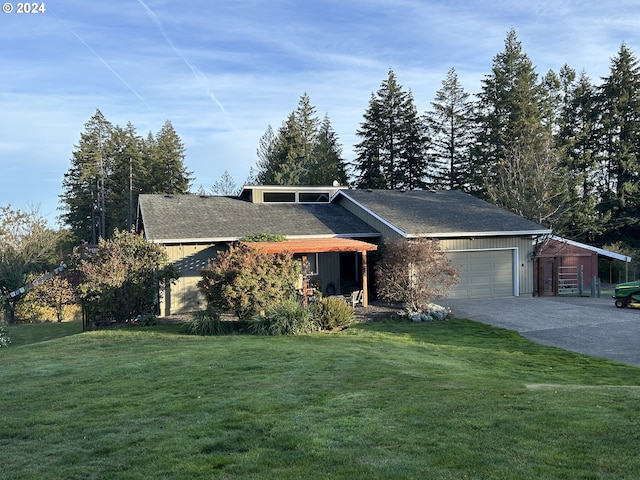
295, 253, 319, 275
299, 192, 330, 203
263, 192, 296, 202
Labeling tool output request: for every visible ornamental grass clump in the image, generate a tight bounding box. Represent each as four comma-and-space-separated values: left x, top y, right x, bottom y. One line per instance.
248, 298, 318, 336
188, 310, 234, 336
311, 296, 354, 330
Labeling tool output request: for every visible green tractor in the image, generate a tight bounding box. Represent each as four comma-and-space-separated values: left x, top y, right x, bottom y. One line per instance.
613, 280, 640, 308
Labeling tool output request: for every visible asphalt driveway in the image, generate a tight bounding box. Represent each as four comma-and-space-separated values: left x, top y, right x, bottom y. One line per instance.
443, 296, 640, 367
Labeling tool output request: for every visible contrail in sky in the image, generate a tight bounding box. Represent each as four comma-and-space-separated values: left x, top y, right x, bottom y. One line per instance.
136, 0, 229, 117
68, 30, 151, 108
50, 8, 151, 108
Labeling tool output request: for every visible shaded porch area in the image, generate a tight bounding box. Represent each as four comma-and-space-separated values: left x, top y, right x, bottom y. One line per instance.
243, 238, 378, 306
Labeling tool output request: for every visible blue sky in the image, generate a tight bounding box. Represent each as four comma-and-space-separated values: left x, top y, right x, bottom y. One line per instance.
1, 0, 639, 226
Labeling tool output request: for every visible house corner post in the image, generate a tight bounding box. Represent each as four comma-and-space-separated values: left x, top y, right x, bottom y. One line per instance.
361, 251, 369, 307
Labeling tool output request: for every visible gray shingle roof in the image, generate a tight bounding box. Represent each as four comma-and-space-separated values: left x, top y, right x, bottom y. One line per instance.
337, 189, 550, 237
138, 194, 380, 243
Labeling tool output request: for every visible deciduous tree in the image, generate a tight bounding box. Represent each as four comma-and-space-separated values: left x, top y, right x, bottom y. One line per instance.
211, 170, 240, 195
77, 229, 178, 325
0, 206, 58, 323
374, 238, 458, 313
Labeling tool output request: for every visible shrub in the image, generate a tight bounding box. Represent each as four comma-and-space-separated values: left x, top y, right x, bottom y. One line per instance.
398, 302, 452, 322
188, 310, 233, 336
135, 313, 157, 326
311, 296, 354, 330
240, 233, 286, 242
247, 298, 317, 336
0, 326, 10, 348
77, 229, 178, 324
375, 238, 458, 313
198, 243, 300, 320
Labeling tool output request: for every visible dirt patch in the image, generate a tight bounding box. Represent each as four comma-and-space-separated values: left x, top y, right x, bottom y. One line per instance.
354, 301, 403, 322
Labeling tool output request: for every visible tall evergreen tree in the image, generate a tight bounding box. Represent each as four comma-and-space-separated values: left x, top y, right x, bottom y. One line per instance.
109, 122, 143, 232
595, 44, 640, 246
295, 93, 320, 170
474, 29, 570, 225
353, 69, 429, 189
309, 115, 349, 186
555, 71, 608, 242
255, 125, 276, 184
396, 90, 430, 190
352, 92, 386, 189
153, 120, 193, 195
272, 112, 308, 185
473, 29, 544, 197
60, 109, 113, 242
60, 113, 192, 242
255, 94, 347, 186
425, 67, 475, 190
211, 170, 240, 195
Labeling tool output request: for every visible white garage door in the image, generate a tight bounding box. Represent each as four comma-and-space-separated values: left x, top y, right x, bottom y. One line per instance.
446, 250, 514, 299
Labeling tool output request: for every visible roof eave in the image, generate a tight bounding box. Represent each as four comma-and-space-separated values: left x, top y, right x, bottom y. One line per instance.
548, 235, 632, 262
147, 232, 380, 245
405, 229, 552, 239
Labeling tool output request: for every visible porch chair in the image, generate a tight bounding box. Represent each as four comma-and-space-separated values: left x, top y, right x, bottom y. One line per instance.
350, 290, 364, 308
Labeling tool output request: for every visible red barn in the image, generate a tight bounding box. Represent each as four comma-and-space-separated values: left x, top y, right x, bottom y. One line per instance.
535, 236, 631, 296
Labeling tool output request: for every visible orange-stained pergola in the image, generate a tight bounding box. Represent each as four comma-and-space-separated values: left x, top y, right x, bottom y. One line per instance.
242, 238, 378, 306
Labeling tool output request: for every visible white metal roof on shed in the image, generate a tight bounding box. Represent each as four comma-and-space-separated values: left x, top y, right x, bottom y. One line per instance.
548, 235, 632, 262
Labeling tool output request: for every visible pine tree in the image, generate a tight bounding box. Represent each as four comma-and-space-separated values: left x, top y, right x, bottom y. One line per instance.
272, 112, 308, 185
353, 69, 429, 190
108, 122, 143, 233
554, 71, 608, 242
396, 90, 430, 190
353, 92, 386, 189
473, 29, 544, 198
474, 29, 570, 225
255, 94, 348, 186
425, 67, 475, 190
309, 115, 349, 186
60, 113, 192, 241
295, 93, 320, 170
60, 109, 113, 242
211, 170, 240, 195
255, 125, 276, 184
153, 120, 193, 195
595, 44, 640, 246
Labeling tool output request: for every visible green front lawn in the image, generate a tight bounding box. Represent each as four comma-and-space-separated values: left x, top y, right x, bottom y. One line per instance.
1, 319, 639, 479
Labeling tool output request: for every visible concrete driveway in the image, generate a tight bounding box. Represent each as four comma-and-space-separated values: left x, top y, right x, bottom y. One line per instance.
443, 296, 640, 367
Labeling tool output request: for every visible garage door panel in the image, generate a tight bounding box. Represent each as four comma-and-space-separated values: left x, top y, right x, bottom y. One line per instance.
447, 250, 514, 299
